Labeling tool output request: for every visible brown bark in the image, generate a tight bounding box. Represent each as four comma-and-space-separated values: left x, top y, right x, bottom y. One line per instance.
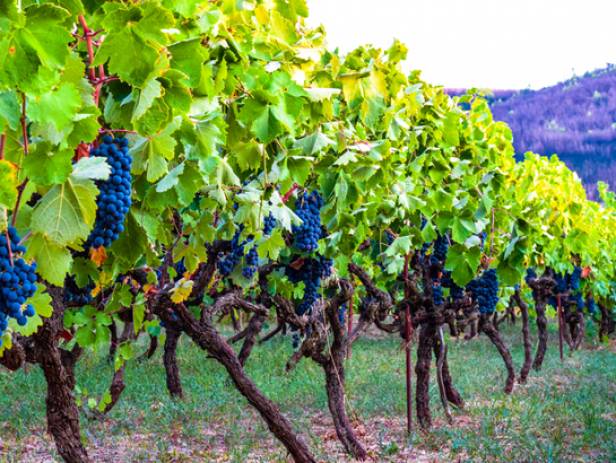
102, 322, 133, 414
324, 361, 367, 460
415, 322, 435, 429
480, 315, 515, 394
514, 290, 532, 383
108, 320, 118, 361
164, 328, 183, 399
170, 303, 316, 463
532, 302, 548, 371
282, 281, 367, 460
35, 287, 90, 463
432, 330, 464, 408
238, 313, 266, 366
322, 291, 367, 460
143, 335, 159, 360
574, 312, 585, 349
434, 326, 452, 424
527, 275, 555, 371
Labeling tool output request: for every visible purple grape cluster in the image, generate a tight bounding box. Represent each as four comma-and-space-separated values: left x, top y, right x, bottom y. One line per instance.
218, 229, 245, 276
292, 191, 324, 253
0, 227, 37, 341
285, 256, 333, 315
432, 283, 444, 306
442, 271, 464, 301
430, 234, 449, 266
64, 276, 93, 306
466, 269, 499, 314
86, 135, 132, 250
264, 214, 276, 235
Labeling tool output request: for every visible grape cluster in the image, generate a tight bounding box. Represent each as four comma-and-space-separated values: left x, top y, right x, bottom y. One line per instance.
553, 267, 581, 294
86, 135, 132, 250
264, 214, 276, 235
432, 283, 444, 306
0, 227, 37, 341
466, 269, 499, 314
479, 231, 488, 250
285, 256, 333, 315
242, 247, 259, 278
292, 191, 324, 252
442, 271, 464, 300
218, 229, 244, 276
64, 276, 93, 306
430, 234, 449, 266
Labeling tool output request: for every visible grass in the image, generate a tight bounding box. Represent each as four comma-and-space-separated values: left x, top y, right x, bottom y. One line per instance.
1, 321, 615, 462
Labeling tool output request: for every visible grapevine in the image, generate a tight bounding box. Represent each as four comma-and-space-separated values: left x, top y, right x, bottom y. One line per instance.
86, 136, 133, 250
0, 227, 37, 341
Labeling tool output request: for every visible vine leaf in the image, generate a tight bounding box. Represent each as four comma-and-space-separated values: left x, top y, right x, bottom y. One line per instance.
28, 82, 81, 132
22, 143, 73, 186
25, 234, 72, 286
71, 156, 111, 181
30, 177, 98, 247
170, 278, 194, 303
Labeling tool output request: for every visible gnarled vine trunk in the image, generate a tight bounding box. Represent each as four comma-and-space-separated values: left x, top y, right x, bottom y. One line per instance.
171, 303, 316, 463
514, 290, 532, 383
324, 361, 367, 460
532, 302, 548, 371
432, 330, 464, 408
36, 287, 90, 463
480, 315, 515, 394
415, 322, 435, 429
164, 328, 183, 399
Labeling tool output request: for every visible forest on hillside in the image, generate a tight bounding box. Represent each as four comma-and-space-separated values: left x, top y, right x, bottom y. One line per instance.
449, 66, 616, 199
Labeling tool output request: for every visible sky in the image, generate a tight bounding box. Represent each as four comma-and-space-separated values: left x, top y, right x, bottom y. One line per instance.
306, 0, 616, 90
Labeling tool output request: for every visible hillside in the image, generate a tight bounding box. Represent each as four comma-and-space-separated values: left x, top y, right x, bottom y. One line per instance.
449, 67, 616, 199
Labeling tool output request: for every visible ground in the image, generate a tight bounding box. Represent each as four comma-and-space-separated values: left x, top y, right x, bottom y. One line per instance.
1, 321, 615, 462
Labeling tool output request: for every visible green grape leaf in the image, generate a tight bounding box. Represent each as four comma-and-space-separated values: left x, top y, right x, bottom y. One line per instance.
71, 156, 111, 181
445, 244, 482, 286
30, 177, 98, 247
22, 143, 73, 186
28, 82, 81, 132
26, 233, 73, 285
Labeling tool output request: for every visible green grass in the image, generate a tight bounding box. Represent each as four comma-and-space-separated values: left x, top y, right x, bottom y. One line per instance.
1, 321, 615, 462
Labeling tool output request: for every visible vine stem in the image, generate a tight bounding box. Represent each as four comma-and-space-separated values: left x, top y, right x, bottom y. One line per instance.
12, 94, 29, 228
557, 294, 564, 362
282, 183, 299, 204
346, 294, 353, 359
78, 15, 96, 82
402, 253, 413, 434
0, 133, 6, 160
98, 128, 137, 135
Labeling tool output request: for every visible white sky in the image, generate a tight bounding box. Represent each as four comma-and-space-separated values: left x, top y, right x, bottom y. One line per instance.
306, 0, 616, 89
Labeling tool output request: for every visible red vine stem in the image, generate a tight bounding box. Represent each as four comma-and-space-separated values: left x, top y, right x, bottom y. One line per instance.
20, 93, 28, 157
92, 35, 106, 105
98, 128, 137, 134
78, 15, 96, 82
0, 133, 5, 160
282, 183, 299, 203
